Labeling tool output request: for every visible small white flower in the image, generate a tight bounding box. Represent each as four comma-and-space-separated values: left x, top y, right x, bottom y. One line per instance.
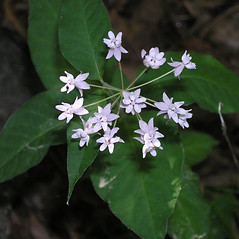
120, 89, 146, 115
59, 71, 90, 96
55, 97, 89, 123
141, 47, 166, 69
168, 50, 196, 78
74, 72, 90, 97
134, 118, 164, 158
96, 127, 124, 154
154, 92, 192, 128
103, 31, 128, 62
71, 117, 95, 147
88, 103, 119, 132
59, 71, 75, 94
177, 109, 193, 129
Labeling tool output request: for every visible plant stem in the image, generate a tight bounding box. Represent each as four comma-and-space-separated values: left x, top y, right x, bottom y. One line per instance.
111, 94, 122, 109
113, 96, 123, 128
89, 83, 121, 92
127, 67, 147, 90
119, 61, 124, 89
128, 69, 175, 90
136, 113, 143, 120
144, 96, 157, 103
84, 92, 120, 108
145, 101, 156, 108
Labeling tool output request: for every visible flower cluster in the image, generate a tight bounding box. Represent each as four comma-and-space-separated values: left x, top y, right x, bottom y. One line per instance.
154, 92, 192, 129
55, 31, 196, 158
134, 118, 164, 158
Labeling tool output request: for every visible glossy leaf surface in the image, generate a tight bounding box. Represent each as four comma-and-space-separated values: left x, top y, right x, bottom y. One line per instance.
0, 90, 66, 183
91, 117, 184, 239
59, 0, 111, 79
168, 165, 210, 239
28, 0, 76, 90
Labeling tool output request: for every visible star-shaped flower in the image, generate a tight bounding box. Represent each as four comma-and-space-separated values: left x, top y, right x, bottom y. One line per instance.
59, 71, 75, 94
88, 103, 119, 132
71, 117, 95, 147
134, 118, 164, 158
96, 127, 124, 154
141, 47, 166, 69
55, 97, 89, 123
168, 50, 196, 78
59, 71, 90, 96
120, 89, 146, 115
103, 31, 128, 62
154, 92, 192, 128
74, 72, 90, 97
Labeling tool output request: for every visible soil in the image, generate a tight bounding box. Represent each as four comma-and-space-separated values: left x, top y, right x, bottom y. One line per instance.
0, 0, 239, 238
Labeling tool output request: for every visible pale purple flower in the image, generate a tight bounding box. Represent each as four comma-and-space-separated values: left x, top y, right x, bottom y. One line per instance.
141, 47, 166, 69
74, 72, 90, 97
96, 127, 124, 154
120, 89, 146, 115
154, 92, 192, 128
168, 50, 196, 78
177, 109, 193, 129
59, 71, 90, 96
134, 118, 164, 158
88, 103, 119, 132
71, 117, 95, 147
55, 97, 89, 123
103, 31, 128, 61
59, 71, 75, 94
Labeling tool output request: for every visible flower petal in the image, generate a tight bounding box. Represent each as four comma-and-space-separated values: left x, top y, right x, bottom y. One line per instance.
114, 47, 122, 61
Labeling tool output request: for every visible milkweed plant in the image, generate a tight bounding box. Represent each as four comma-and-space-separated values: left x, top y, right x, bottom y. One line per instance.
1, 0, 239, 239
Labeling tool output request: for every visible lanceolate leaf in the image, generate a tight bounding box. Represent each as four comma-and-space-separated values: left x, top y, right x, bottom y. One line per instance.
91, 117, 184, 239
168, 165, 210, 239
28, 0, 76, 90
0, 90, 67, 183
66, 121, 98, 204
66, 90, 103, 203
136, 52, 239, 113
59, 0, 111, 80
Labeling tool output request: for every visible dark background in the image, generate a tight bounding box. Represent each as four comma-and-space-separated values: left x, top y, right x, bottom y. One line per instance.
0, 0, 239, 238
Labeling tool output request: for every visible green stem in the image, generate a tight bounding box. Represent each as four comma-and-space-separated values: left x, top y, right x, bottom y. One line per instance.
119, 61, 124, 89
128, 69, 175, 90
127, 67, 147, 90
84, 92, 120, 108
113, 96, 123, 128
144, 96, 157, 103
89, 83, 121, 92
145, 101, 156, 108
136, 113, 143, 120
111, 94, 122, 109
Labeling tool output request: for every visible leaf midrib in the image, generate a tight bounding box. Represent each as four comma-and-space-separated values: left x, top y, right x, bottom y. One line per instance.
0, 120, 65, 168
81, 0, 101, 79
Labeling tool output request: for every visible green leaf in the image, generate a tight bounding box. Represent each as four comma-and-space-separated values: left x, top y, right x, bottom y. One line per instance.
181, 131, 218, 166
209, 194, 238, 239
168, 165, 210, 239
28, 0, 76, 90
136, 52, 239, 113
66, 90, 103, 203
66, 121, 98, 204
91, 116, 184, 239
59, 0, 111, 80
0, 90, 66, 183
